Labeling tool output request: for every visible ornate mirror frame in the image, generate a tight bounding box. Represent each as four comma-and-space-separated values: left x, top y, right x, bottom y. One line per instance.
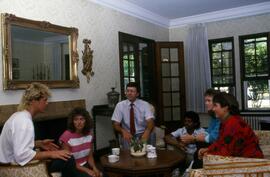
1, 13, 79, 90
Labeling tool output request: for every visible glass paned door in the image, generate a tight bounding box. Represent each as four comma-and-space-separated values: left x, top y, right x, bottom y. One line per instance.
156, 42, 185, 128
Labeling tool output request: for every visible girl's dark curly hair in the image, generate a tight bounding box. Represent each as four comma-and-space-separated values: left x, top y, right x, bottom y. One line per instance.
213, 92, 240, 115
67, 107, 93, 135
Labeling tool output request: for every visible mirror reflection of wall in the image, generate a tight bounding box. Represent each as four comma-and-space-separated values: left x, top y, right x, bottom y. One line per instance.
11, 25, 69, 81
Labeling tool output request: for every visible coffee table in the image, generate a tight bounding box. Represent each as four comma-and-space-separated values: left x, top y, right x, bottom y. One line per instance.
100, 149, 186, 177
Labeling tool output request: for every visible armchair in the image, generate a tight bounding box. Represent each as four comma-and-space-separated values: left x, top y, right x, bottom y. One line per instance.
190, 130, 270, 177
0, 160, 62, 177
190, 155, 270, 177
0, 160, 50, 177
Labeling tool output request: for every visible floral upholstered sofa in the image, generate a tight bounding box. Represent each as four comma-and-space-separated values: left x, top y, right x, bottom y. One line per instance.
190, 130, 270, 177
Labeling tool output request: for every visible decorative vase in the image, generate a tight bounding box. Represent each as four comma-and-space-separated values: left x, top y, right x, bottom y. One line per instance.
107, 87, 120, 108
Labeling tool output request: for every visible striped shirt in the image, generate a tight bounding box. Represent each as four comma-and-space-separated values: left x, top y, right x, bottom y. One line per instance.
59, 130, 93, 166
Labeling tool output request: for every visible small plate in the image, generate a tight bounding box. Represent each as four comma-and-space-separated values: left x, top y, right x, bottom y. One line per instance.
131, 151, 146, 157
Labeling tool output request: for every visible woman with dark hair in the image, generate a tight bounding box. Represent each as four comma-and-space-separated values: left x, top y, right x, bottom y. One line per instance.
59, 107, 102, 177
199, 92, 263, 158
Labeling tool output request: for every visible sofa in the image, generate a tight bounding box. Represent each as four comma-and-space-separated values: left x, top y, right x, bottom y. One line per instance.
189, 130, 270, 177
254, 130, 270, 159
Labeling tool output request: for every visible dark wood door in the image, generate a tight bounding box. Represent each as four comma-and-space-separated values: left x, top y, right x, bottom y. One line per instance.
118, 32, 157, 104
155, 42, 186, 132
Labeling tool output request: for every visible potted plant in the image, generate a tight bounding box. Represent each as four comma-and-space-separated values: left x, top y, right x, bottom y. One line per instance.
130, 137, 146, 156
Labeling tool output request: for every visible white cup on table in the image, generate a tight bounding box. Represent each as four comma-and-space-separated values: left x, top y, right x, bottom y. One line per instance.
147, 146, 157, 158
108, 154, 119, 163
112, 147, 120, 155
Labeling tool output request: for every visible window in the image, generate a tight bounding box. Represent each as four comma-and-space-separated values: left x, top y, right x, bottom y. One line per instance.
209, 38, 235, 94
240, 33, 270, 110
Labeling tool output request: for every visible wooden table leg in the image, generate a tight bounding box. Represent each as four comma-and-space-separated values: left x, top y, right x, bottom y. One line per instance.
163, 171, 172, 177
106, 172, 123, 177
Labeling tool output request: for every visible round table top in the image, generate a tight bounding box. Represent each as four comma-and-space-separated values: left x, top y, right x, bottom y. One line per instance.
100, 149, 186, 173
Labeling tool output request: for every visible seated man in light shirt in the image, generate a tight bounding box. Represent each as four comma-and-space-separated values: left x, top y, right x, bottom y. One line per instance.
111, 82, 155, 149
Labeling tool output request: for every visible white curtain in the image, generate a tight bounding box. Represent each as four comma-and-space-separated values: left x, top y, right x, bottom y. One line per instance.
185, 23, 211, 112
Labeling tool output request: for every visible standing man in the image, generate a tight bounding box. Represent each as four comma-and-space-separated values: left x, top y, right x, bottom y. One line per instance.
111, 82, 155, 149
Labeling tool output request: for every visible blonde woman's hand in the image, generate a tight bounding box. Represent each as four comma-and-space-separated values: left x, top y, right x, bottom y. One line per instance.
40, 139, 60, 151
50, 150, 72, 161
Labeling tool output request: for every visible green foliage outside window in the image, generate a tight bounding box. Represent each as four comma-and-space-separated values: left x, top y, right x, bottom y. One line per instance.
242, 35, 270, 109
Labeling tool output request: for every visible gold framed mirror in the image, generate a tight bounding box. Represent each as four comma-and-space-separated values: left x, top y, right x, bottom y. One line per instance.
1, 13, 79, 90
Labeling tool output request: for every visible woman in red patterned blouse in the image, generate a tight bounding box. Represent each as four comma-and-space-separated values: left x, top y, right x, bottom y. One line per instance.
199, 92, 263, 158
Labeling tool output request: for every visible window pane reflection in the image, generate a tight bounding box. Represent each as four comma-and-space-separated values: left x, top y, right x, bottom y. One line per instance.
171, 78, 179, 91
162, 63, 170, 77
164, 108, 171, 121
161, 48, 169, 62
173, 108, 180, 120
163, 93, 171, 106
170, 48, 178, 61
162, 78, 171, 91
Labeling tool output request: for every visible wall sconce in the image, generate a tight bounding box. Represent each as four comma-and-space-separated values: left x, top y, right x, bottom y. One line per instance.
81, 39, 94, 83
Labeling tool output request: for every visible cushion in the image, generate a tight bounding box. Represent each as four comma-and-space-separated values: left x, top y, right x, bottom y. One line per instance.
261, 145, 270, 159
254, 130, 270, 145
189, 169, 204, 177
254, 130, 270, 159
203, 155, 270, 176
0, 161, 50, 177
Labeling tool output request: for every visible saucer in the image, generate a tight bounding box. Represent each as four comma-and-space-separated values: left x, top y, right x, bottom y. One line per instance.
131, 151, 146, 157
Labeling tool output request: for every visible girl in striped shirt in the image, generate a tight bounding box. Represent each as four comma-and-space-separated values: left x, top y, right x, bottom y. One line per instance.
59, 107, 102, 177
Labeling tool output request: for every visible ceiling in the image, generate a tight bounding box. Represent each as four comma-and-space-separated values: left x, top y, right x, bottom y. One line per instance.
91, 0, 270, 28
124, 0, 270, 19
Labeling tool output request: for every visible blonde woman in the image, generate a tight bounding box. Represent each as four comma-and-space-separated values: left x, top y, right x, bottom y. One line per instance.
0, 83, 80, 177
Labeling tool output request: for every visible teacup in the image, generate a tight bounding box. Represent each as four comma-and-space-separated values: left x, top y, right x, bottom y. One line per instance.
108, 154, 119, 163
112, 147, 120, 155
146, 144, 153, 151
147, 146, 157, 158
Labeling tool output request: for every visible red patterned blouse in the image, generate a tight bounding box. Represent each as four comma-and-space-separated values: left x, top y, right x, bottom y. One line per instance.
207, 115, 263, 158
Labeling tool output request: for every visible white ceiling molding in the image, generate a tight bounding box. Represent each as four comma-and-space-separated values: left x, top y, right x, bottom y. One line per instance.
170, 2, 270, 28
90, 0, 169, 27
90, 0, 270, 29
